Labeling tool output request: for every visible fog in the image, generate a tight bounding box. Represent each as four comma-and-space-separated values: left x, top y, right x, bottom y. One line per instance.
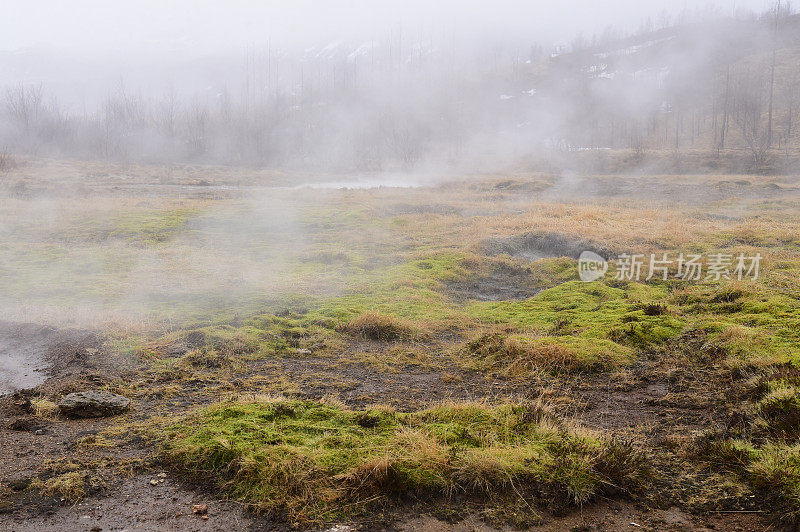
1, 0, 796, 174
3, 1, 774, 52
2, 4, 800, 524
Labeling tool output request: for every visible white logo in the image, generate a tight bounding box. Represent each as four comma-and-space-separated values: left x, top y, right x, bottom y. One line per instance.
578, 251, 608, 282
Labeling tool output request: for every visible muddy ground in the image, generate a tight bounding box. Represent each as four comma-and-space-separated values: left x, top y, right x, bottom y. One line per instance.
0, 321, 768, 531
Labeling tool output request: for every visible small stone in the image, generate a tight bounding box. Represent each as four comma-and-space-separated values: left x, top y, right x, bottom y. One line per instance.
295, 348, 312, 355
34, 429, 45, 436
192, 503, 208, 515
58, 391, 130, 418
149, 479, 159, 486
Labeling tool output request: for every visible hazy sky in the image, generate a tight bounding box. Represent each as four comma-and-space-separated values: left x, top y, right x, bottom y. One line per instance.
0, 0, 776, 53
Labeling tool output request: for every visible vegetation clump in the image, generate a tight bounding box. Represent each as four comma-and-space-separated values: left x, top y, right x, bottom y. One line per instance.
463, 332, 630, 374
755, 381, 800, 438
159, 398, 649, 524
698, 434, 800, 526
29, 471, 105, 503
341, 312, 417, 341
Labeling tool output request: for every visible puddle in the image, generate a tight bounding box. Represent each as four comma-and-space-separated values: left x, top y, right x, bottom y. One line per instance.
447, 274, 546, 302
0, 323, 57, 395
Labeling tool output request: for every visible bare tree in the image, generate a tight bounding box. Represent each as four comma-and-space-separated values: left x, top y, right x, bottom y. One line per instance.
4, 84, 43, 132
735, 66, 770, 167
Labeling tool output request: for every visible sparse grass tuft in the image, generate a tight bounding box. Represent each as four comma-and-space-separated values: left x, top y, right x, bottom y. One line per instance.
341, 312, 417, 341
463, 332, 630, 375
756, 382, 800, 438
30, 471, 105, 503
31, 398, 60, 419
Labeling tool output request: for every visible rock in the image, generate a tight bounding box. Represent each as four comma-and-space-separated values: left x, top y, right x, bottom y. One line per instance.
192, 503, 208, 515
58, 390, 130, 418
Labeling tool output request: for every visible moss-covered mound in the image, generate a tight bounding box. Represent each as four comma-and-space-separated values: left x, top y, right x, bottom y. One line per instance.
159, 398, 648, 524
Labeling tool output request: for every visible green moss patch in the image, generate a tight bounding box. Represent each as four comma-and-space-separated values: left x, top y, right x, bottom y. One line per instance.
159, 398, 648, 524
462, 281, 683, 371
671, 281, 800, 366
66, 208, 198, 246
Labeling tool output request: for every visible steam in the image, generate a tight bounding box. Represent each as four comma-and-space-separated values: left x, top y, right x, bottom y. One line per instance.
1, 2, 796, 174
0, 0, 797, 335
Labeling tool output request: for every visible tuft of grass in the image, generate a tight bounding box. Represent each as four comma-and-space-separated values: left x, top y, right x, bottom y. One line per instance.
748, 443, 800, 525
696, 433, 800, 526
340, 312, 417, 341
31, 398, 60, 419
463, 332, 631, 375
29, 471, 105, 503
756, 382, 800, 438
159, 398, 648, 524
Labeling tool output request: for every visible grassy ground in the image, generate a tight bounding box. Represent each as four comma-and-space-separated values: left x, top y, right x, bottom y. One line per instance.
2, 159, 800, 528
159, 397, 647, 525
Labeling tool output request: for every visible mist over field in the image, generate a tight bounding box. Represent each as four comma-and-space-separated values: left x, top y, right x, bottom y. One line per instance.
4, 2, 800, 531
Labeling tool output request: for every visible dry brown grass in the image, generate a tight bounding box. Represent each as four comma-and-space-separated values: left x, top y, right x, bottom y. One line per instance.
31, 398, 59, 419
341, 312, 417, 341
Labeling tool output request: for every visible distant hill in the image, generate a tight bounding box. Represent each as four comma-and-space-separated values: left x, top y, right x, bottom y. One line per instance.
0, 12, 798, 173
520, 13, 800, 164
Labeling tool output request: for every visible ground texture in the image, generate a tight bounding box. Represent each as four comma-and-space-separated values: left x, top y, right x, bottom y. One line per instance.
2, 160, 799, 530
